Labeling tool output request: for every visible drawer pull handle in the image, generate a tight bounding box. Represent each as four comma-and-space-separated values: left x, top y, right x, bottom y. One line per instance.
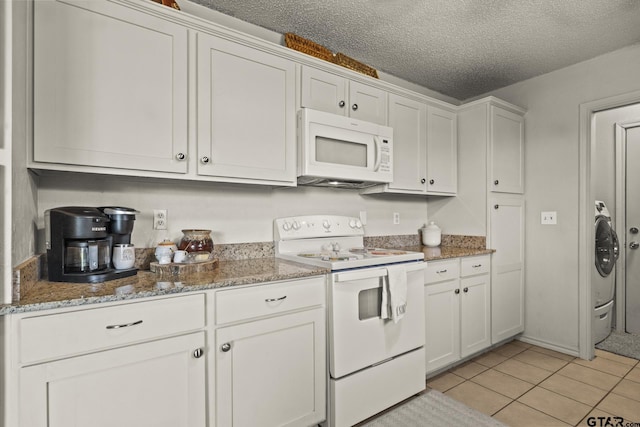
106, 319, 143, 330
265, 295, 287, 302
472, 264, 482, 268
436, 269, 448, 274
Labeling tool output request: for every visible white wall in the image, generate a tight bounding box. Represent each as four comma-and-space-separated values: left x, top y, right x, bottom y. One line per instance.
36, 173, 428, 251
481, 43, 640, 352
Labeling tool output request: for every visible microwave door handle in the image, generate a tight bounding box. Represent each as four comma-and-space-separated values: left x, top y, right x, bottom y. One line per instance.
373, 135, 382, 171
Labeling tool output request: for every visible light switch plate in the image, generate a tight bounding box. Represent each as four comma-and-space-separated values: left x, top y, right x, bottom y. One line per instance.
541, 211, 557, 225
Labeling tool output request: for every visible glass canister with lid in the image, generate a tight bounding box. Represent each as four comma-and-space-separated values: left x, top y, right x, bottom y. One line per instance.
178, 229, 214, 262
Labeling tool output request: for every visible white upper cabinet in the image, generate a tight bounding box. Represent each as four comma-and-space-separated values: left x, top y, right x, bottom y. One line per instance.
33, 0, 188, 174
301, 66, 387, 125
385, 94, 427, 193
490, 105, 525, 194
362, 97, 456, 196
426, 106, 457, 195
196, 33, 296, 185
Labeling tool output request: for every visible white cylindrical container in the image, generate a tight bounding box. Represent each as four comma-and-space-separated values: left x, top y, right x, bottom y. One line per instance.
421, 222, 441, 247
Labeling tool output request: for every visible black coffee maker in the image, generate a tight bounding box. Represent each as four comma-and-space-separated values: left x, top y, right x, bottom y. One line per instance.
45, 206, 138, 283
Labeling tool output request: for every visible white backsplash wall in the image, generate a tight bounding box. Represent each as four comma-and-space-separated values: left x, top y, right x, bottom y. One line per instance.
36, 173, 428, 252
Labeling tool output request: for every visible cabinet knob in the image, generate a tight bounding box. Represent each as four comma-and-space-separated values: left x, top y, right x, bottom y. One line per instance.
463, 287, 469, 293
201, 156, 210, 164
221, 343, 231, 352
352, 103, 358, 111
494, 179, 499, 185
429, 179, 435, 185
421, 178, 426, 184
193, 348, 204, 358
494, 204, 499, 209
175, 152, 186, 161
454, 289, 460, 294
338, 100, 346, 108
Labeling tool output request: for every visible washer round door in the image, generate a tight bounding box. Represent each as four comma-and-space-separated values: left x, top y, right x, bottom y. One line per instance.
595, 216, 619, 277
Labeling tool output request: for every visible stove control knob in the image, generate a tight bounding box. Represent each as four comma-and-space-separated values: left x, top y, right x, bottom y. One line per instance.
323, 220, 331, 230
292, 220, 301, 230
349, 219, 356, 228
282, 221, 292, 231
355, 220, 363, 228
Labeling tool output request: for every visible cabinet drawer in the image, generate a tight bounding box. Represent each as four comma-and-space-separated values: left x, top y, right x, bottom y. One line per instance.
215, 276, 325, 325
424, 259, 460, 284
19, 294, 205, 365
460, 255, 491, 277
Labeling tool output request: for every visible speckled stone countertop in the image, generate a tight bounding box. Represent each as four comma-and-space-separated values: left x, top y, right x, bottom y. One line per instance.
413, 246, 495, 261
3, 235, 493, 316
0, 258, 328, 315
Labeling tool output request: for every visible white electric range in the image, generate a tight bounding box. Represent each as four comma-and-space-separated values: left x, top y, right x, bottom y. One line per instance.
274, 215, 427, 427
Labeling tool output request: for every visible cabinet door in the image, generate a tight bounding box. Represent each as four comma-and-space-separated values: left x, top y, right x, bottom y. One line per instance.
33, 0, 188, 173
425, 279, 460, 374
300, 66, 349, 116
490, 106, 525, 194
387, 94, 427, 193
20, 332, 205, 427
427, 106, 458, 195
197, 33, 296, 184
460, 274, 491, 358
349, 81, 388, 125
216, 308, 326, 427
490, 196, 525, 343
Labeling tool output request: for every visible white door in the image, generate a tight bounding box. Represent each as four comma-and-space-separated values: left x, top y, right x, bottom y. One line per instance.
626, 126, 640, 334
196, 33, 296, 184
301, 66, 349, 116
216, 308, 326, 427
490, 195, 525, 343
426, 106, 457, 194
387, 94, 427, 193
349, 81, 388, 125
490, 106, 524, 194
460, 274, 491, 357
20, 333, 205, 427
33, 0, 188, 173
424, 279, 460, 373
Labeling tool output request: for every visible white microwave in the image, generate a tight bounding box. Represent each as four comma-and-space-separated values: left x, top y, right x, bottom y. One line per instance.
297, 108, 393, 188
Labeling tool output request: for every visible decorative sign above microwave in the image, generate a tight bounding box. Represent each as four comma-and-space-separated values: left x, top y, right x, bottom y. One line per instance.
297, 108, 393, 189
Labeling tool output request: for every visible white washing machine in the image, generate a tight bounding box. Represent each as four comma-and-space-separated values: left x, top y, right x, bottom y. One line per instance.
593, 200, 619, 344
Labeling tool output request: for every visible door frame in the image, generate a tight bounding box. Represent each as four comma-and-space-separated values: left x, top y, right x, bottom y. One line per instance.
614, 121, 640, 333
579, 90, 640, 360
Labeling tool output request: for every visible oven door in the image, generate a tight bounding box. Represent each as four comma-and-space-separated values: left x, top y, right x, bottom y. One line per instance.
328, 262, 426, 379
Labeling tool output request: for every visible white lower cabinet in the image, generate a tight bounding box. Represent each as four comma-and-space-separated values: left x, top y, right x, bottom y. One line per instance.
213, 277, 326, 427
8, 294, 207, 427
490, 195, 525, 343
20, 332, 206, 427
425, 256, 491, 374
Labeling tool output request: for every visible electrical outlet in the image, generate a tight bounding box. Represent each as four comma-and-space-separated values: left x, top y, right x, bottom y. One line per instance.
393, 212, 400, 225
541, 211, 557, 225
153, 209, 168, 230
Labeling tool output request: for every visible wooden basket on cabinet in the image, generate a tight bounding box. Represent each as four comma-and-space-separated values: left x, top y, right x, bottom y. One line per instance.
334, 52, 379, 78
284, 33, 335, 63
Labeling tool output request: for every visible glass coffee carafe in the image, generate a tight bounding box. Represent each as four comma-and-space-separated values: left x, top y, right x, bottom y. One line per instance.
64, 240, 110, 272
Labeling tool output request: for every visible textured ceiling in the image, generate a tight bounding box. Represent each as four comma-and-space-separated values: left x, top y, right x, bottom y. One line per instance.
189, 0, 640, 100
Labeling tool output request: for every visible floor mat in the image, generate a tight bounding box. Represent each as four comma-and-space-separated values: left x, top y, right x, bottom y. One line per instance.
359, 389, 507, 427
596, 330, 640, 360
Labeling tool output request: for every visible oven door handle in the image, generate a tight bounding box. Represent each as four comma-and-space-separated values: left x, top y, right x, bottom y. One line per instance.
334, 262, 425, 282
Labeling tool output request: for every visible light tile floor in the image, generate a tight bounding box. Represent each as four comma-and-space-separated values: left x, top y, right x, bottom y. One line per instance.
427, 340, 640, 426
